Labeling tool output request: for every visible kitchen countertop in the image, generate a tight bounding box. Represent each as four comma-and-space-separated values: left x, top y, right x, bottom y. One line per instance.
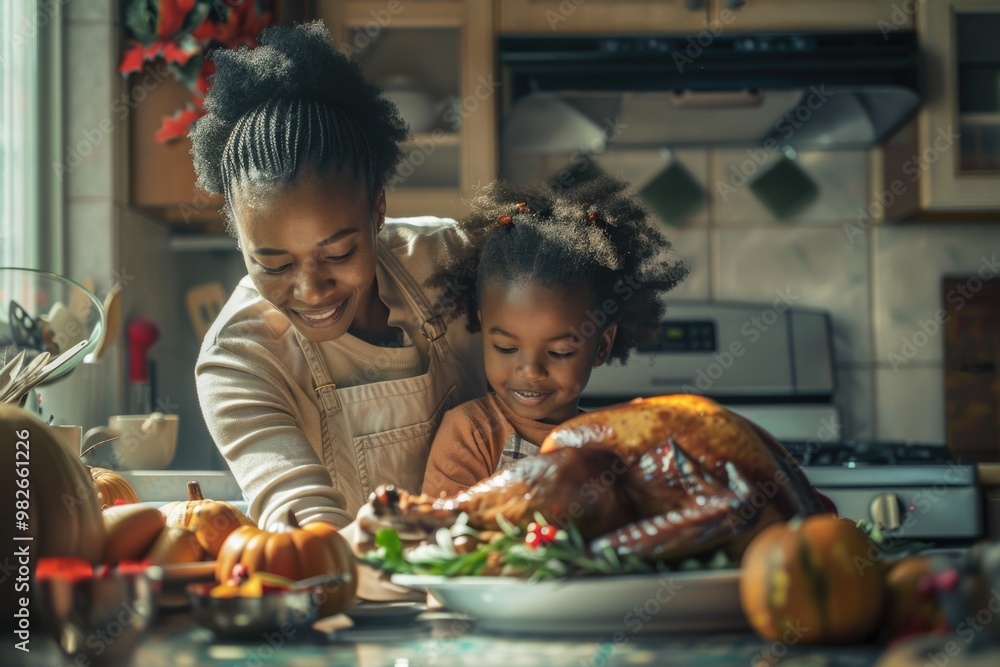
9, 609, 896, 667
122, 470, 244, 503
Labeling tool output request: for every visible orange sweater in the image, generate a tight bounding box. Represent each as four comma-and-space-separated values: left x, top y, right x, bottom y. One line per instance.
422, 394, 558, 497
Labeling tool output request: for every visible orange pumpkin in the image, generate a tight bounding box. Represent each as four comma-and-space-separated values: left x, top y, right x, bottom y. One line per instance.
739, 514, 886, 645
90, 467, 139, 509
883, 556, 947, 639
216, 510, 357, 616
160, 481, 253, 557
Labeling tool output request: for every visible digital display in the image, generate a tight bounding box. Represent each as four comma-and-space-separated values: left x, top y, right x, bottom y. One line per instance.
637, 320, 716, 353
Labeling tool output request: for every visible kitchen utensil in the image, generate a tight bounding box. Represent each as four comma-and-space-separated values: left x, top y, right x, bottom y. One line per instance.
41, 302, 87, 350
289, 572, 353, 591
0, 349, 26, 397
186, 581, 324, 640
35, 562, 159, 667
185, 282, 226, 341
0, 339, 89, 406
0, 267, 105, 382
126, 318, 159, 414
9, 300, 45, 350
85, 281, 122, 363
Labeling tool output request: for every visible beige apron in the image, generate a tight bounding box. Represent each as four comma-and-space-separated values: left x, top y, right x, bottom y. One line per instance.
293, 243, 466, 516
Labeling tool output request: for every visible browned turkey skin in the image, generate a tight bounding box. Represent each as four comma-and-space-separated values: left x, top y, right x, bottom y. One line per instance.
372, 395, 825, 562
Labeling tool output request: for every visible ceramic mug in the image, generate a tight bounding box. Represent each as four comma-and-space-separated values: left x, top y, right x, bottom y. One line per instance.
83, 412, 178, 470
49, 424, 83, 457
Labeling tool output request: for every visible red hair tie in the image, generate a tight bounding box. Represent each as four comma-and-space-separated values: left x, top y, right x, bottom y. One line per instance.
498, 202, 530, 227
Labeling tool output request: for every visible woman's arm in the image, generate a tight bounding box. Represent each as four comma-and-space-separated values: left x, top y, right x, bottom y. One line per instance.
196, 340, 354, 530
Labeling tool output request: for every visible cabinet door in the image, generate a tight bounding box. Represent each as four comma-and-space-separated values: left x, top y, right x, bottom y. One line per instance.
918, 0, 1000, 210
499, 0, 708, 33
711, 0, 913, 32
321, 1, 496, 220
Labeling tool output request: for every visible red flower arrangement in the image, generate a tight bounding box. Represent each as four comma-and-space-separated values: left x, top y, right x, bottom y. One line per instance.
119, 0, 272, 142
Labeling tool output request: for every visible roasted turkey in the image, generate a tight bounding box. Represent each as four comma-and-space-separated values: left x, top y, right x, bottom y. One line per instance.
371, 394, 826, 562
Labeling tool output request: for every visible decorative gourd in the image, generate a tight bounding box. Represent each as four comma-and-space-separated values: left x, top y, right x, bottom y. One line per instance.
89, 466, 139, 509
1, 405, 106, 560
1, 405, 106, 628
146, 525, 205, 565
160, 481, 253, 557
883, 556, 947, 640
102, 503, 166, 564
215, 510, 358, 616
739, 514, 886, 645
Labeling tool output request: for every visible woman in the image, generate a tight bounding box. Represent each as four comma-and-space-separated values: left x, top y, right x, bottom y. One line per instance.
190, 21, 486, 537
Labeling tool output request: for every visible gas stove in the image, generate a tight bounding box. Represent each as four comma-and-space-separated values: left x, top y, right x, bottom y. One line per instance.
781, 440, 981, 542
582, 301, 983, 545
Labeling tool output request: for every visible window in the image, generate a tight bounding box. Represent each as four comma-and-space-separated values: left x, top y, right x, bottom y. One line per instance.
0, 0, 40, 269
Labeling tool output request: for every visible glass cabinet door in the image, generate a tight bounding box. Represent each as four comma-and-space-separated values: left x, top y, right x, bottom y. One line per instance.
321, 1, 497, 220
919, 0, 1000, 210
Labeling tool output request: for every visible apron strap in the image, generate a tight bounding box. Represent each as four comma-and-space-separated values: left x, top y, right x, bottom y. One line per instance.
377, 237, 451, 362
294, 329, 343, 413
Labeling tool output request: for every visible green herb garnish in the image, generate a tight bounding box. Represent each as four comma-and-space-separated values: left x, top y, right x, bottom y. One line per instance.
362, 513, 738, 580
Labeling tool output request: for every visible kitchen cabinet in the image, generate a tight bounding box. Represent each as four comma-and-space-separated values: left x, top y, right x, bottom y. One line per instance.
319, 1, 497, 220
915, 0, 1000, 210
877, 0, 1000, 219
128, 63, 226, 233
499, 0, 706, 33
497, 0, 912, 33
709, 0, 913, 32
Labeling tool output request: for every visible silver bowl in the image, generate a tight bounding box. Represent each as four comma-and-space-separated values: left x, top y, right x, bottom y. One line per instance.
187, 582, 323, 641
35, 565, 159, 666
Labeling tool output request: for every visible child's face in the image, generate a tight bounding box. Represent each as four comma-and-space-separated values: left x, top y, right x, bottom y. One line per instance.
232, 170, 386, 343
479, 280, 616, 425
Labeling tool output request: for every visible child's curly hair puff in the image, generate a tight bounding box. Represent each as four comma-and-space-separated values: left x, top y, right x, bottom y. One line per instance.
428, 175, 689, 365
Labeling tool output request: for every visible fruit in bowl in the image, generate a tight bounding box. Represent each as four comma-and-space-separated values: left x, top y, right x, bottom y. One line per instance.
187, 566, 343, 640
209, 567, 297, 598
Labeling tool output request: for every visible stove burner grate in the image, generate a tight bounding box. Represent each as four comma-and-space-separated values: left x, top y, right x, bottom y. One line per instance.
781, 440, 954, 467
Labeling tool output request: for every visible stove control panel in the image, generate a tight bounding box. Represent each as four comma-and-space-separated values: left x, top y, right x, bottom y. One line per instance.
636, 320, 717, 353
869, 493, 904, 531
811, 483, 981, 540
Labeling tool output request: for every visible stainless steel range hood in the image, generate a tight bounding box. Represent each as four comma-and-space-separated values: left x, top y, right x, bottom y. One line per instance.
500, 32, 921, 150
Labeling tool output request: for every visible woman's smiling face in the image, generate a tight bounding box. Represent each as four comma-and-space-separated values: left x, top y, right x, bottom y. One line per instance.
231, 170, 385, 343
479, 280, 616, 425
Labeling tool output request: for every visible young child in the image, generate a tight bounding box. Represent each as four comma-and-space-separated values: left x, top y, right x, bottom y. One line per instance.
420, 175, 689, 497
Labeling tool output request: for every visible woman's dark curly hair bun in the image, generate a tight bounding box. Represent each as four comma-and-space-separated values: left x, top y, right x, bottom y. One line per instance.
190, 20, 408, 208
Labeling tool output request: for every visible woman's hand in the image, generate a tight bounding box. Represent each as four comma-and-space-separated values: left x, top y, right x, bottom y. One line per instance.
341, 490, 436, 602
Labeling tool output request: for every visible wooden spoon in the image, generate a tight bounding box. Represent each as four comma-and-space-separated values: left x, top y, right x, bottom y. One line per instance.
85, 281, 122, 363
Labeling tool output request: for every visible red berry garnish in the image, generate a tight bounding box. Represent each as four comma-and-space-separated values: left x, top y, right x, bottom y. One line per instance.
231, 563, 249, 582
933, 570, 960, 592
539, 526, 557, 541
